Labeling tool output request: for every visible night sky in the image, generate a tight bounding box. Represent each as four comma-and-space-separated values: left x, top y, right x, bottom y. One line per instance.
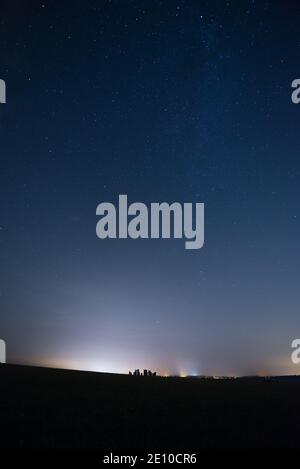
1, 0, 300, 376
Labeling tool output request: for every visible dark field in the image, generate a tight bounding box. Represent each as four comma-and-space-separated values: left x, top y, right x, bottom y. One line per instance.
0, 365, 300, 449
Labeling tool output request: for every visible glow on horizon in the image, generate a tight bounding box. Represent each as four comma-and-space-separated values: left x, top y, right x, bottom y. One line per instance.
10, 351, 300, 378
15, 357, 188, 377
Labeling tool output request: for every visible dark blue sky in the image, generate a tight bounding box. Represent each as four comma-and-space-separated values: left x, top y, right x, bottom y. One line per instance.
0, 0, 299, 375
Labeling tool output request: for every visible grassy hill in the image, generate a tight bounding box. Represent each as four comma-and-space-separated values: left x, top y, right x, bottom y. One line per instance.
0, 364, 299, 449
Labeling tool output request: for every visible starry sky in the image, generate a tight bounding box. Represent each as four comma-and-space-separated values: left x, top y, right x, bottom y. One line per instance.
0, 0, 300, 376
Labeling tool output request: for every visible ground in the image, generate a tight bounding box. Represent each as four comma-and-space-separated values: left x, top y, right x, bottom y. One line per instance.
0, 365, 299, 449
